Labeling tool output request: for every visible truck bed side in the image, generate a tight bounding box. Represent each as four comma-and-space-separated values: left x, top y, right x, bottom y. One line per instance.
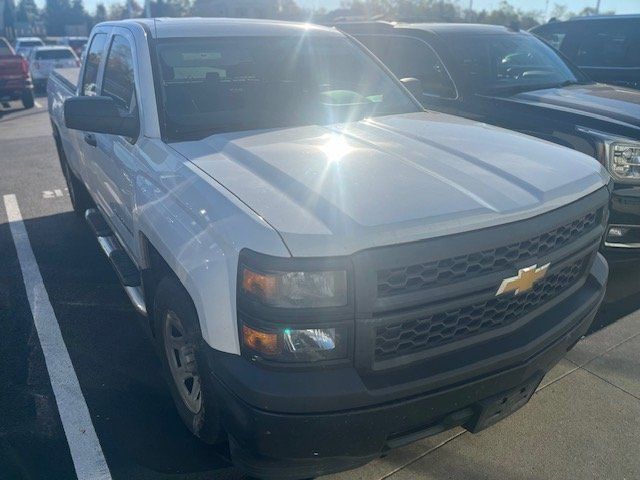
48, 67, 84, 186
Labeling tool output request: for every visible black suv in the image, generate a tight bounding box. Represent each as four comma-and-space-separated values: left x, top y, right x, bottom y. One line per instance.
338, 22, 640, 259
532, 15, 640, 91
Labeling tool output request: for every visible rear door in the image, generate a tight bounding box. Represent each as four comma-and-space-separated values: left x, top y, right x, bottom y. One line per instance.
69, 30, 109, 190
86, 27, 141, 250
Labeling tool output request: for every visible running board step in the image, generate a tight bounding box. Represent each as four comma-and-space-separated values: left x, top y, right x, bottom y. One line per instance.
85, 209, 147, 316
85, 208, 112, 237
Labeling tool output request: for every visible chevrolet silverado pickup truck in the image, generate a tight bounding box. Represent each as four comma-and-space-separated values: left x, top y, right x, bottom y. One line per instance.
48, 18, 610, 480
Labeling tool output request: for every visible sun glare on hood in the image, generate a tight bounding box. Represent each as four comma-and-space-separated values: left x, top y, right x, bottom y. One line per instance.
319, 134, 353, 164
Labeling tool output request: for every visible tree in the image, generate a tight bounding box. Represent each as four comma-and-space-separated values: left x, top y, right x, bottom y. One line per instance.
108, 0, 143, 19
69, 0, 89, 26
16, 0, 39, 24
45, 0, 72, 35
94, 3, 107, 24
150, 0, 189, 17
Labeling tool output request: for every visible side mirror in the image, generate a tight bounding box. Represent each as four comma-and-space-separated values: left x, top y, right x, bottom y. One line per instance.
64, 96, 138, 138
400, 77, 423, 99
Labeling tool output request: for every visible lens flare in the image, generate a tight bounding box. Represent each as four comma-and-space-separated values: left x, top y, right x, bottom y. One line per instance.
320, 134, 353, 164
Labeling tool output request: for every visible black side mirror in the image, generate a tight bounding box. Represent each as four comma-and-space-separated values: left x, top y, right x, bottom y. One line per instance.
400, 77, 423, 99
64, 96, 138, 138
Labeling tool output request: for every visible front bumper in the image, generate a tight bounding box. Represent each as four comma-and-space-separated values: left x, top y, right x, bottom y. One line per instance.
201, 254, 608, 480
602, 184, 640, 259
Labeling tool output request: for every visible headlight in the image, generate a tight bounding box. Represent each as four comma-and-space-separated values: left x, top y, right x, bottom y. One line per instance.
240, 266, 348, 308
237, 250, 353, 363
241, 324, 348, 362
610, 143, 640, 181
577, 126, 640, 183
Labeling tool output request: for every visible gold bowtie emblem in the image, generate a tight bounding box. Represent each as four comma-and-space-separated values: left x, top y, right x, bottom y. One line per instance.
496, 263, 550, 296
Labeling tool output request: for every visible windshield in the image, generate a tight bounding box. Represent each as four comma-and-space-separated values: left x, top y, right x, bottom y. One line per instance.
35, 49, 76, 60
155, 35, 420, 140
447, 34, 587, 94
20, 40, 44, 47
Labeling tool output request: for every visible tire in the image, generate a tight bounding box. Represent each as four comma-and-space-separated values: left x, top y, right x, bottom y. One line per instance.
55, 131, 92, 216
21, 89, 35, 109
154, 276, 225, 445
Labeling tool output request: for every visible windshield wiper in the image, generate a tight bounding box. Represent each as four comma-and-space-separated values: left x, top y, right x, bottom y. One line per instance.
553, 80, 591, 88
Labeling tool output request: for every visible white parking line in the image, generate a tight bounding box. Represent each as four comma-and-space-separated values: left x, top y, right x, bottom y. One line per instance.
34, 100, 42, 109
3, 194, 112, 480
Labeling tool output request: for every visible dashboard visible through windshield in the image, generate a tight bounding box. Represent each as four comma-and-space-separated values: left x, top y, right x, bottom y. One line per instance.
154, 35, 421, 140
447, 34, 588, 94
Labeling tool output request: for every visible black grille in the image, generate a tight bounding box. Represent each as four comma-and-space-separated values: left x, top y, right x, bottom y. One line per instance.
377, 209, 600, 298
374, 255, 589, 361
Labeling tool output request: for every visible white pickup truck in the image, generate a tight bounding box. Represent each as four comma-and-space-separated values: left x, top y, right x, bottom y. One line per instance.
49, 18, 611, 480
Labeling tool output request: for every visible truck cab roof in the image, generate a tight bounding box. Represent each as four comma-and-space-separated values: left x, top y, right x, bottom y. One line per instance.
100, 17, 341, 39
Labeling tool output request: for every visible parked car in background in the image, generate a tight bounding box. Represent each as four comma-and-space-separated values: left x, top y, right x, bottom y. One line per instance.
0, 37, 34, 108
59, 36, 89, 57
14, 36, 45, 58
48, 18, 610, 480
339, 22, 640, 258
28, 45, 79, 90
532, 15, 640, 90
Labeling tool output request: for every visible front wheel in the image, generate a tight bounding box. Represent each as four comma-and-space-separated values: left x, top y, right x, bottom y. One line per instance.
21, 89, 35, 109
154, 276, 225, 444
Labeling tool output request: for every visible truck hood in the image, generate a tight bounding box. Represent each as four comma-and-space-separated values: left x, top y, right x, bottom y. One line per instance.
172, 111, 609, 257
503, 83, 640, 131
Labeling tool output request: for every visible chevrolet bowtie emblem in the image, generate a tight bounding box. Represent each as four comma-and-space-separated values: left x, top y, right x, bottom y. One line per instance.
496, 263, 551, 296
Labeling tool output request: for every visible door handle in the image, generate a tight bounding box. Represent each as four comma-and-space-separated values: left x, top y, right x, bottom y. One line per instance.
84, 133, 97, 147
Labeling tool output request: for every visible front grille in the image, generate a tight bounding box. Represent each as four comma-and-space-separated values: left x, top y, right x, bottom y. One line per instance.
377, 209, 600, 298
374, 255, 589, 361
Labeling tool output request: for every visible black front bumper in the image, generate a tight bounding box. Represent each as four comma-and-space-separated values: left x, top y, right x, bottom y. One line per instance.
602, 184, 640, 260
201, 254, 607, 480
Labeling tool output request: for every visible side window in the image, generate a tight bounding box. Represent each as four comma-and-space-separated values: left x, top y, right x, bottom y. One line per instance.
102, 35, 137, 113
81, 33, 107, 96
358, 35, 457, 99
575, 23, 640, 68
535, 28, 568, 51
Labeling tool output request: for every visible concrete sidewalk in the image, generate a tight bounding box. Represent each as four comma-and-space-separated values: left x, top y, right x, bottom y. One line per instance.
323, 264, 640, 480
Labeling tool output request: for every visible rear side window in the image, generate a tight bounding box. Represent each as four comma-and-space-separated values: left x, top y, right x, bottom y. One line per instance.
20, 40, 43, 47
534, 27, 568, 51
575, 22, 640, 67
357, 34, 457, 99
102, 35, 137, 112
35, 49, 75, 60
82, 34, 107, 96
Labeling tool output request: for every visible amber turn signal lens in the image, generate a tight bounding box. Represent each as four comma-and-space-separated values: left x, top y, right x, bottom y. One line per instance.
242, 267, 277, 300
242, 324, 281, 356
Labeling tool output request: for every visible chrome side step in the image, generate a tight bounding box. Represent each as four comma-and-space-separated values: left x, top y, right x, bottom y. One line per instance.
85, 209, 147, 316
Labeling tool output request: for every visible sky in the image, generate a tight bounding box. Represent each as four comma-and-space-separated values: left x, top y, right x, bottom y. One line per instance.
32, 0, 640, 18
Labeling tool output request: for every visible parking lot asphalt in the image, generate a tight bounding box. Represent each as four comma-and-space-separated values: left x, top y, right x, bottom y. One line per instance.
1, 97, 639, 480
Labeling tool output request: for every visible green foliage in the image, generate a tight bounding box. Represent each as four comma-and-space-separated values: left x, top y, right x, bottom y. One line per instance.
45, 0, 73, 35
16, 0, 38, 24
4, 0, 16, 28
94, 3, 107, 24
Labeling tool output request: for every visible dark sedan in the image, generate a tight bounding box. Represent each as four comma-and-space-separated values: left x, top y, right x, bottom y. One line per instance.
338, 22, 640, 259
531, 15, 640, 91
